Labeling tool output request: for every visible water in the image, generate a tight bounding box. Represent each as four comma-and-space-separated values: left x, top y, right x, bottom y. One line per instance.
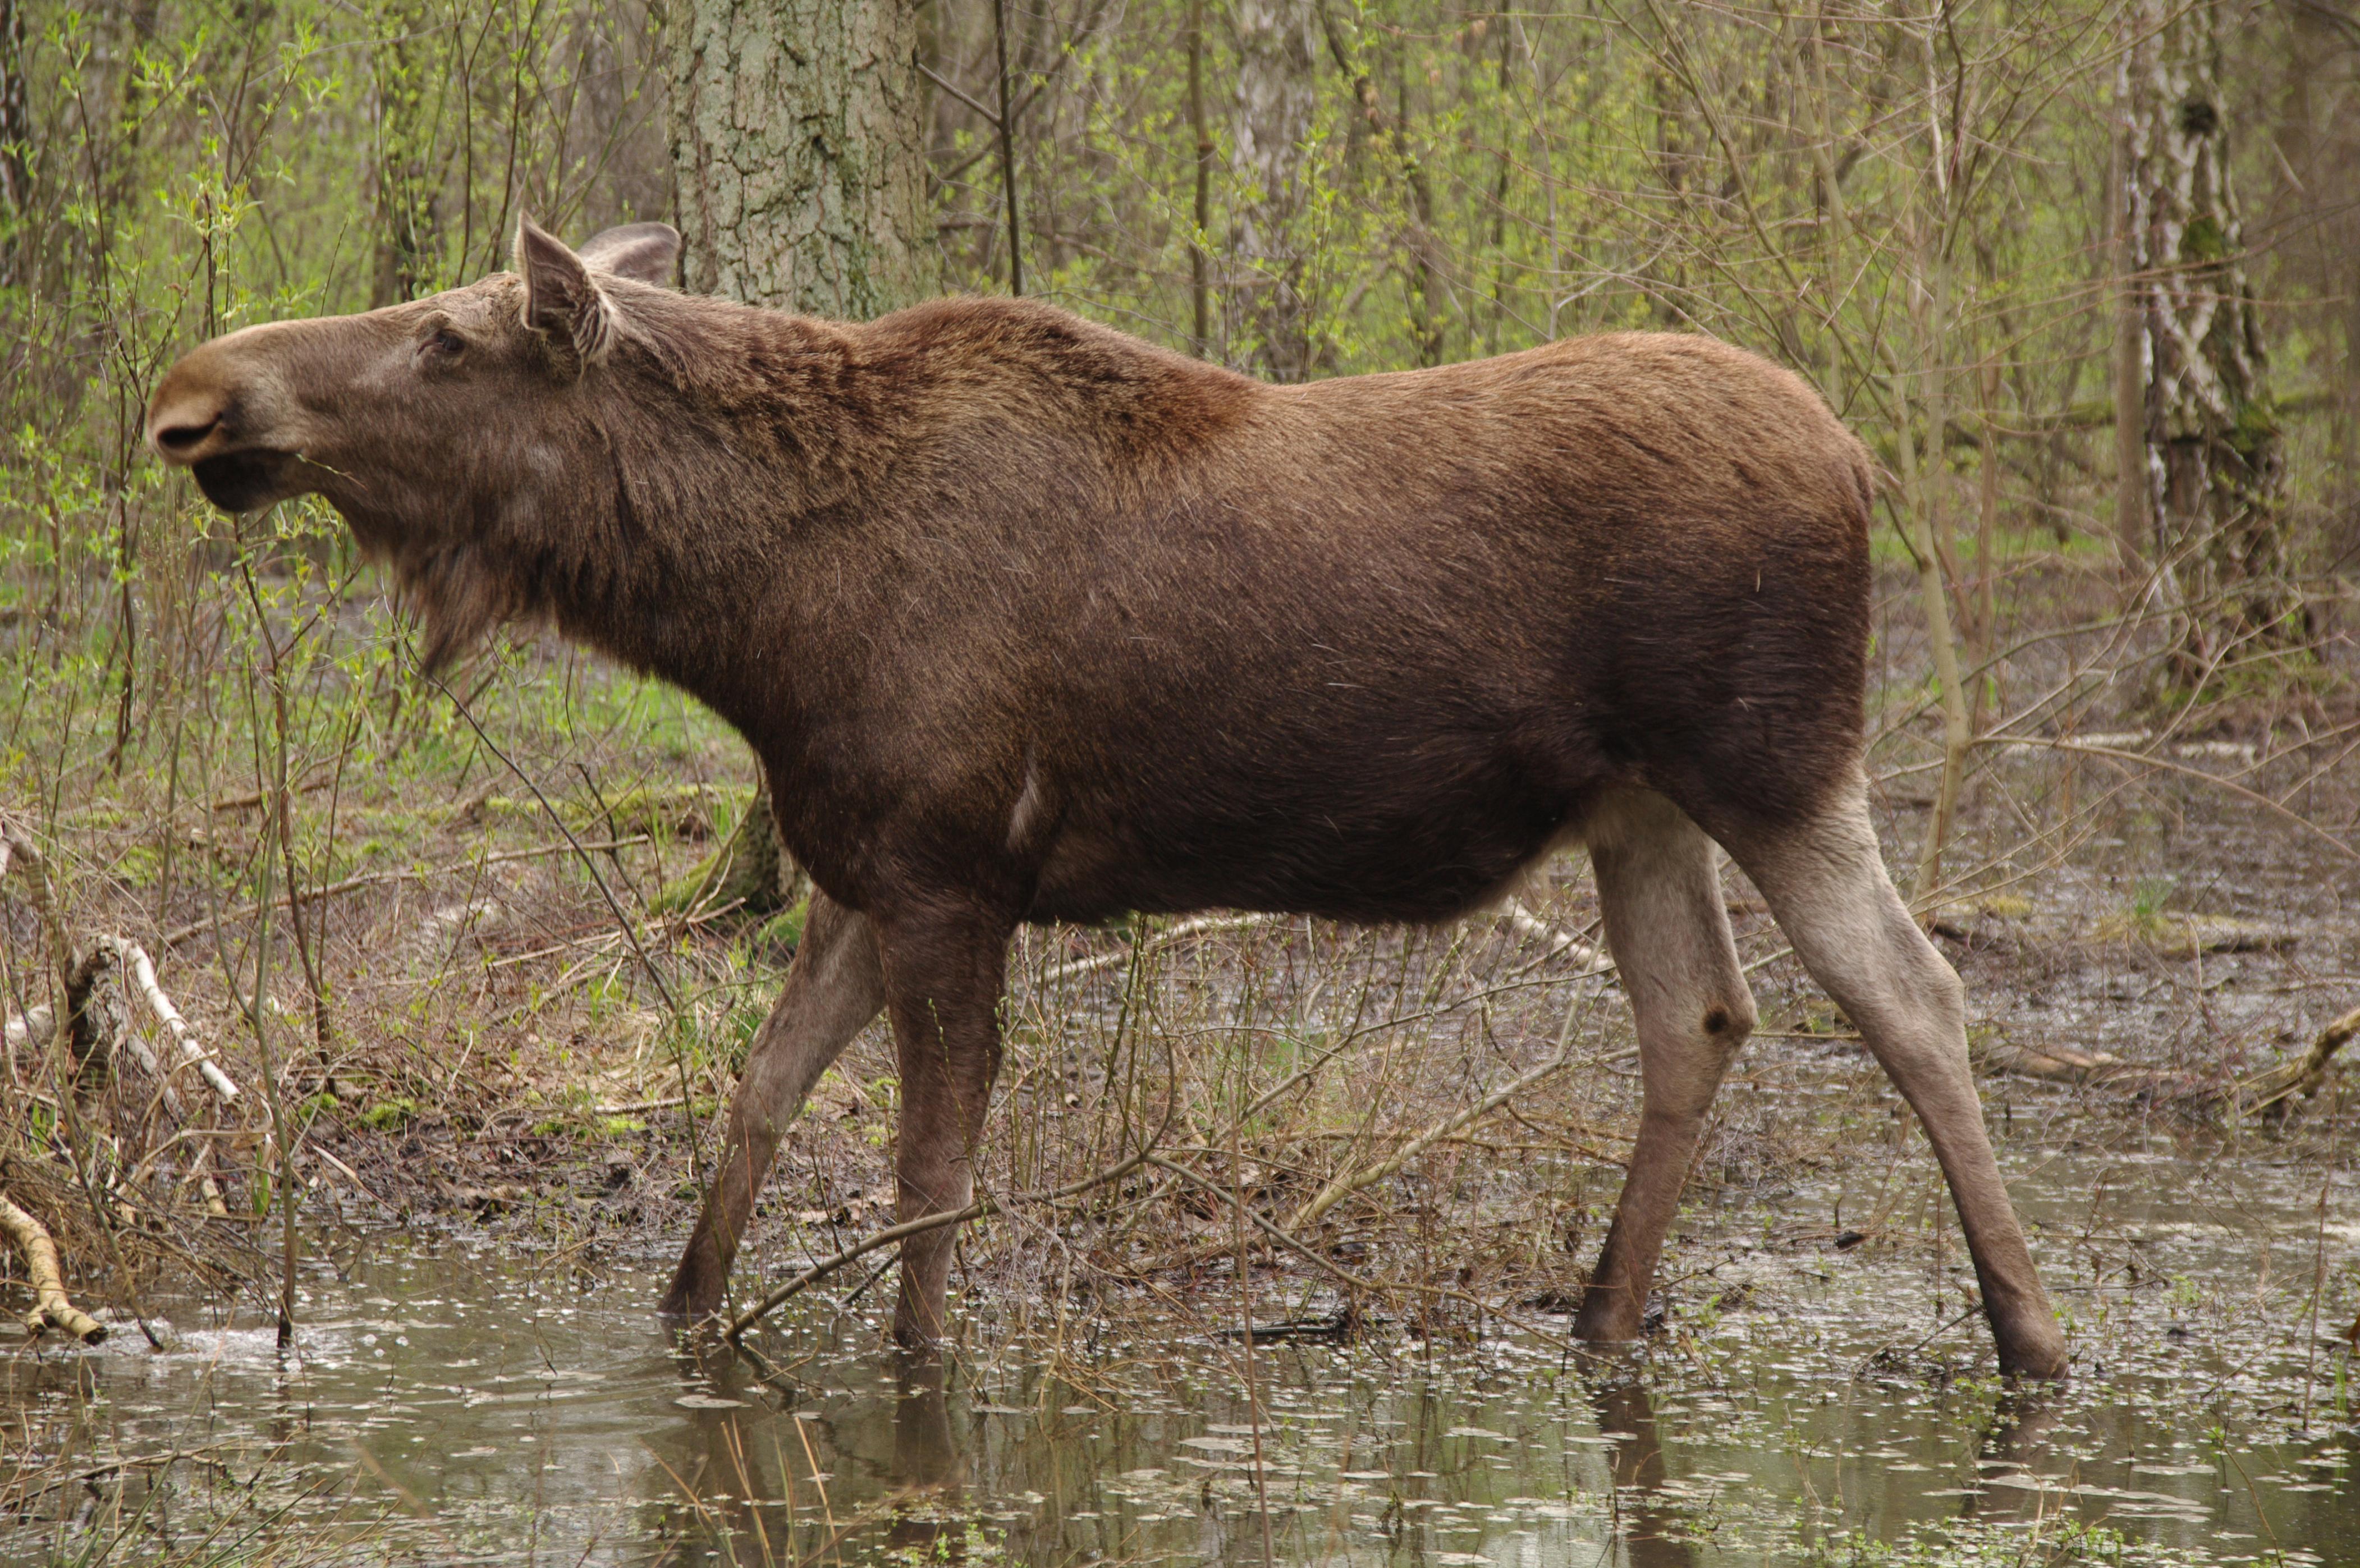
2, 1131, 2352, 1566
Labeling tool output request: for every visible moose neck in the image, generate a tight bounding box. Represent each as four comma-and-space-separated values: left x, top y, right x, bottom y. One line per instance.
386, 302, 884, 746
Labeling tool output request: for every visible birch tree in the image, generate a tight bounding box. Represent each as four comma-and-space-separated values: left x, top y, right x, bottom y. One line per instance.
1231, 0, 1320, 379
2121, 0, 2302, 665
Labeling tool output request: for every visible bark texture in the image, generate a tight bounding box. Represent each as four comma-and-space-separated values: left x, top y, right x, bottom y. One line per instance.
0, 0, 30, 288
1230, 0, 1319, 380
668, 0, 934, 318
2121, 0, 2300, 660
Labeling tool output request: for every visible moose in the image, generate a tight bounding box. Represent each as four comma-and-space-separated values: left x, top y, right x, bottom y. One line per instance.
147, 219, 2068, 1379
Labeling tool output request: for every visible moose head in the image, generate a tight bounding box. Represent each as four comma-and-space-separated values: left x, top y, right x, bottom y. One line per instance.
146, 219, 687, 665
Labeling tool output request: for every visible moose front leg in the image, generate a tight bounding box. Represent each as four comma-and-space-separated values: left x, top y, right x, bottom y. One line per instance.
662, 892, 885, 1319
874, 904, 1012, 1349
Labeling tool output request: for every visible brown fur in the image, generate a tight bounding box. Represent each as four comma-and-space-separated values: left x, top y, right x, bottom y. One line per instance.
148, 221, 2066, 1377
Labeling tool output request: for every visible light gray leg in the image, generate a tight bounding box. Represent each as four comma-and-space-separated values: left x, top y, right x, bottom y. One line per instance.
662, 891, 886, 1319
1731, 782, 2066, 1378
1574, 790, 1757, 1342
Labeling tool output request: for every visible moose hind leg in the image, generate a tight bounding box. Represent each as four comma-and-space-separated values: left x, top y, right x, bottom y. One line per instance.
1573, 791, 1757, 1343
874, 904, 1012, 1349
1733, 785, 2067, 1379
662, 891, 885, 1320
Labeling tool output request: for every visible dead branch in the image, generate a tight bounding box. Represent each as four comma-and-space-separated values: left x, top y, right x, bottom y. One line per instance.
1038, 913, 1278, 983
0, 1191, 106, 1342
1971, 1038, 2220, 1102
1499, 897, 1612, 971
98, 938, 240, 1104
2245, 1003, 2360, 1118
1972, 1003, 2358, 1115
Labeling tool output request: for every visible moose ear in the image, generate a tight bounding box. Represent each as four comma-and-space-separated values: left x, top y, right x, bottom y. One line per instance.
577, 222, 680, 287
515, 215, 616, 366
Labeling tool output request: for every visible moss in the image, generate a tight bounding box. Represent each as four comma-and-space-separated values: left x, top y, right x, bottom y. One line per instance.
749, 896, 809, 952
2178, 213, 2226, 265
361, 1097, 419, 1131
2224, 393, 2277, 457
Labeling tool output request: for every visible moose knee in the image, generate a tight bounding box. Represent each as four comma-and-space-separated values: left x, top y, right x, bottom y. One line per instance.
1701, 987, 1758, 1047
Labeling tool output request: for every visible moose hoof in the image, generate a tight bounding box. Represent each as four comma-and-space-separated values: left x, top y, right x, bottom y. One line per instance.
1995, 1328, 2069, 1381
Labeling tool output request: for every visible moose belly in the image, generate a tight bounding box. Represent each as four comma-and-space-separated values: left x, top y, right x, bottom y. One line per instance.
1021, 737, 1594, 927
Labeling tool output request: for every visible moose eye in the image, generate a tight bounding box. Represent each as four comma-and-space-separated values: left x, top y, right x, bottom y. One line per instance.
420, 328, 466, 361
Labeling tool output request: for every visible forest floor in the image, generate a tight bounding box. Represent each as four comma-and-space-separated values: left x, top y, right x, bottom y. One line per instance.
1, 556, 2358, 1564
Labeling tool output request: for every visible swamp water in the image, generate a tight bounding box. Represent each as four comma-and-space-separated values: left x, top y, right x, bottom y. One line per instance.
2, 1135, 2354, 1567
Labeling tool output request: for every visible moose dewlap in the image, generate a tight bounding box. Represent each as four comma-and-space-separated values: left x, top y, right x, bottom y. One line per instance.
148, 218, 2067, 1379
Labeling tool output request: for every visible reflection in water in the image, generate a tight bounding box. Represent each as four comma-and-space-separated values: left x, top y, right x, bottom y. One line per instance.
1581, 1352, 1698, 1568
0, 1135, 2351, 1565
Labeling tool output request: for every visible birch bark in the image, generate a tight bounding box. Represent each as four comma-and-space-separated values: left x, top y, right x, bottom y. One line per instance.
2121, 0, 2300, 661
1231, 0, 1319, 379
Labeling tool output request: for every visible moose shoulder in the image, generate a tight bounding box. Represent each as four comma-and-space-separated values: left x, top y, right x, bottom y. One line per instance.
148, 218, 2068, 1379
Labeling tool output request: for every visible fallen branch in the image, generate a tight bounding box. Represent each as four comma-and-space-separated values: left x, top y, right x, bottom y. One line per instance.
1038, 913, 1277, 983
0, 1192, 107, 1342
2244, 1003, 2360, 1118
1499, 897, 1611, 971
1970, 1039, 2219, 1102
1973, 1038, 2134, 1085
1973, 1008, 2357, 1115
154, 835, 650, 951
3, 1005, 52, 1053
99, 938, 240, 1104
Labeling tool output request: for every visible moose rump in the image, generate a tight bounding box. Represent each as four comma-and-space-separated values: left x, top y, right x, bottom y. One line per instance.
144, 218, 2068, 1379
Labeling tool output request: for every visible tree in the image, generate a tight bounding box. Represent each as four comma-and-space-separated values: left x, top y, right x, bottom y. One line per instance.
2121, 0, 2303, 668
669, 0, 933, 318
661, 0, 937, 920
0, 0, 30, 289
1230, 0, 1319, 379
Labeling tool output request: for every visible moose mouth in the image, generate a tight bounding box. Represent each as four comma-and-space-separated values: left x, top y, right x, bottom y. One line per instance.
191, 449, 303, 513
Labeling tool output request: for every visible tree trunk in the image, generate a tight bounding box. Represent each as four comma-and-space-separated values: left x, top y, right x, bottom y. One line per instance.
0, 0, 30, 290
2120, 0, 2302, 669
370, 1, 443, 306
669, 0, 933, 319
2108, 118, 2148, 578
664, 0, 936, 921
1230, 0, 1319, 380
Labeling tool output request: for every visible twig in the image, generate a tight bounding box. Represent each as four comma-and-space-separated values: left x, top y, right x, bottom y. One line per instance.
722, 1144, 1160, 1341
0, 1191, 107, 1342
1287, 1035, 1634, 1231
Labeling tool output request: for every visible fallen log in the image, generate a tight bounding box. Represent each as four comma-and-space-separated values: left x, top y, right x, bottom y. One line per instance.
0, 1193, 106, 1343
1973, 1005, 2358, 1116
2244, 1003, 2360, 1119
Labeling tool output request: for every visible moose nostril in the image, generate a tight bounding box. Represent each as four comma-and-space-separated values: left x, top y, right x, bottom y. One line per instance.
155, 419, 218, 452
